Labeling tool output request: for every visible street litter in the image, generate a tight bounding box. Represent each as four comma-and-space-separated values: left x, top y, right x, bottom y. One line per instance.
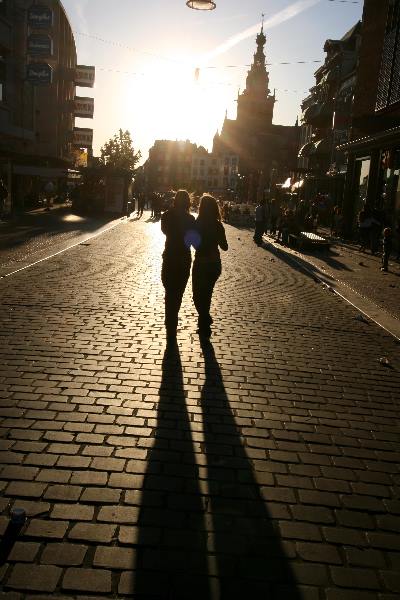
354, 313, 369, 324
379, 357, 392, 368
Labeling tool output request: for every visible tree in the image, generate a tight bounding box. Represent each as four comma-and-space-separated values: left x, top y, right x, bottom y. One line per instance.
99, 129, 141, 172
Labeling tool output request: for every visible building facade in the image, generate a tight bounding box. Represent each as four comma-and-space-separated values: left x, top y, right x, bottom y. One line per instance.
340, 0, 400, 232
0, 0, 94, 213
297, 22, 361, 203
191, 145, 238, 195
145, 139, 195, 192
213, 25, 299, 202
144, 139, 238, 197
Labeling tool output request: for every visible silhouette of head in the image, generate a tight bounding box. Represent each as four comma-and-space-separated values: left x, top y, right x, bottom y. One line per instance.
198, 194, 221, 222
174, 189, 191, 212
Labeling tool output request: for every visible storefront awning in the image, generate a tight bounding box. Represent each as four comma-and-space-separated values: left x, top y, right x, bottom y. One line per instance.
298, 141, 315, 158
337, 126, 400, 153
311, 138, 331, 156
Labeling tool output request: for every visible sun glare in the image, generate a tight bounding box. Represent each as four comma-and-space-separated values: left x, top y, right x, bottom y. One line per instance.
124, 56, 232, 151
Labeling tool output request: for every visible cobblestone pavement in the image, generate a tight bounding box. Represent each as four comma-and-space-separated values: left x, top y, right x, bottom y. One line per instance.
0, 213, 400, 599
0, 208, 119, 277
264, 231, 400, 323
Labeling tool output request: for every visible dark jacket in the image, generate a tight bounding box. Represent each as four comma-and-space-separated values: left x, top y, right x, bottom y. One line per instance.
194, 218, 228, 263
161, 208, 196, 261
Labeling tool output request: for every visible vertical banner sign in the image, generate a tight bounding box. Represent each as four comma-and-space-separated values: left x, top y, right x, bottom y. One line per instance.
73, 127, 93, 147
75, 65, 95, 88
27, 5, 53, 29
74, 97, 94, 118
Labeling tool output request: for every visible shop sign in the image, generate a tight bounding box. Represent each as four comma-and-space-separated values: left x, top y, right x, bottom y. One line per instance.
27, 34, 53, 57
27, 5, 53, 29
26, 62, 52, 85
75, 65, 95, 88
74, 96, 94, 118
73, 127, 93, 147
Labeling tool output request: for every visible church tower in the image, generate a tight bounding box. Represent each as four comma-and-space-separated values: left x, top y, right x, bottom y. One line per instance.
236, 23, 275, 131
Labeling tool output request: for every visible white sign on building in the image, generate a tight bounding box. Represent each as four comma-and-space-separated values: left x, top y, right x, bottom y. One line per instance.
75, 65, 95, 88
74, 97, 94, 119
73, 127, 93, 148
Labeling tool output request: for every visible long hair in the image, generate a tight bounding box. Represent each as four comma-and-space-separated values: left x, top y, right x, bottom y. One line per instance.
174, 189, 191, 212
198, 194, 221, 223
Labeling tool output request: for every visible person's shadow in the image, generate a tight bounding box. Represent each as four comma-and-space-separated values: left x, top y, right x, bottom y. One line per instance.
132, 343, 211, 599
199, 338, 301, 599
132, 341, 301, 599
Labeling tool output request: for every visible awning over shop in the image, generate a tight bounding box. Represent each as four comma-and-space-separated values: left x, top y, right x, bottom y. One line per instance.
12, 165, 76, 178
311, 138, 331, 156
298, 141, 315, 158
303, 102, 333, 127
337, 126, 400, 153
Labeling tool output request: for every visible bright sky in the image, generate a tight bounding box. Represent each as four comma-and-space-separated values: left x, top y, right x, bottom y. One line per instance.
63, 0, 363, 162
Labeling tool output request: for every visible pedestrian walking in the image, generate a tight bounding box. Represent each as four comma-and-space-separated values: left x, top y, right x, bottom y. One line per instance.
161, 189, 196, 342
137, 195, 145, 218
269, 198, 279, 235
395, 221, 400, 260
381, 227, 393, 272
44, 180, 55, 211
370, 208, 382, 254
253, 199, 265, 245
0, 178, 7, 219
192, 194, 228, 338
358, 207, 371, 252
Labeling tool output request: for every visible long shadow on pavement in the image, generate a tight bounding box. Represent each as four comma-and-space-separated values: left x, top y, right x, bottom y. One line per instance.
132, 344, 211, 599
132, 341, 301, 599
199, 338, 301, 599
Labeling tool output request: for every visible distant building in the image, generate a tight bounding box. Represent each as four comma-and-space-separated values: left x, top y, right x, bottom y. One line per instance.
340, 0, 400, 232
145, 139, 195, 192
213, 24, 299, 202
145, 139, 238, 197
297, 22, 362, 203
0, 0, 94, 213
191, 145, 238, 195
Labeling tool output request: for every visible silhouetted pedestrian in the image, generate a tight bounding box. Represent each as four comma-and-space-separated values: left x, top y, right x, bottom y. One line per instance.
253, 199, 265, 245
161, 189, 196, 341
381, 227, 392, 272
137, 196, 145, 218
192, 194, 228, 338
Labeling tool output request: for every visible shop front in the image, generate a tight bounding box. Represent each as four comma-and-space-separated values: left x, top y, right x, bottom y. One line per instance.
340, 126, 400, 235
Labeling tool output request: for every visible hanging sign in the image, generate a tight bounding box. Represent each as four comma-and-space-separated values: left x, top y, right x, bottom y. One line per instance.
73, 127, 93, 147
27, 34, 53, 57
26, 62, 53, 85
27, 5, 53, 29
74, 97, 94, 119
75, 65, 95, 88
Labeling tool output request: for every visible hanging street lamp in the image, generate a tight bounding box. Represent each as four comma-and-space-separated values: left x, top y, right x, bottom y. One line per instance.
186, 1, 216, 10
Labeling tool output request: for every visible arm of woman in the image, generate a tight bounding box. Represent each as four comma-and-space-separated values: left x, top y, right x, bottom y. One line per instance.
218, 222, 228, 251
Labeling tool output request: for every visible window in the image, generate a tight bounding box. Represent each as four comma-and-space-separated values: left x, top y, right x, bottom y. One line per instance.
376, 0, 400, 109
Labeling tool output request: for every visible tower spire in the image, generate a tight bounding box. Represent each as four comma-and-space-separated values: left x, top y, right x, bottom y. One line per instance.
261, 12, 265, 32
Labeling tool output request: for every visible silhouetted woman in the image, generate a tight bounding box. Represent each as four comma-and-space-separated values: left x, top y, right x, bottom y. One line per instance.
161, 189, 196, 341
192, 194, 228, 337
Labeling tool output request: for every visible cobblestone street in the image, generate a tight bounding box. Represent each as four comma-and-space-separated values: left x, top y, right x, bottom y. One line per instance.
1, 214, 400, 599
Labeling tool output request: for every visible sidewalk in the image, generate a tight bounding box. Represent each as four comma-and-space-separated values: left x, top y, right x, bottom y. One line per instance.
263, 229, 400, 326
